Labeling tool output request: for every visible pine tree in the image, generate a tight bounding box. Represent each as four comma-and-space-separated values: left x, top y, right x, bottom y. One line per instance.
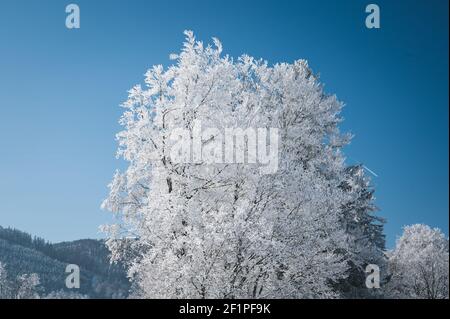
337, 165, 386, 298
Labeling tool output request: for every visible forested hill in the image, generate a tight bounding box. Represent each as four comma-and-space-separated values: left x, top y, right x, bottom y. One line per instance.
0, 226, 130, 298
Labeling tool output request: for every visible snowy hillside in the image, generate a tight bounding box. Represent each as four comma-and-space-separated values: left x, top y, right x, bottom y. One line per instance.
0, 226, 130, 298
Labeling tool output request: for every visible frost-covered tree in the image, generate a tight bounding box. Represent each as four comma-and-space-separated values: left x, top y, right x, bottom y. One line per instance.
337, 165, 387, 298
387, 224, 449, 299
102, 31, 379, 298
0, 262, 10, 299
0, 262, 41, 299
14, 273, 41, 299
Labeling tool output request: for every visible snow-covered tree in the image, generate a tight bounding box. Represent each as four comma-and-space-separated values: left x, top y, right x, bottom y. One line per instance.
0, 262, 41, 299
0, 262, 10, 298
14, 273, 41, 299
102, 31, 378, 298
387, 224, 449, 299
337, 165, 387, 298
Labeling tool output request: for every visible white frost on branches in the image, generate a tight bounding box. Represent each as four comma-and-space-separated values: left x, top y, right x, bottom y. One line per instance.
387, 224, 449, 299
101, 31, 371, 298
0, 262, 41, 299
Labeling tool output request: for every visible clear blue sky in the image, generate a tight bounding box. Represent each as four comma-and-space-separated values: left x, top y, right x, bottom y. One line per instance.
0, 0, 448, 247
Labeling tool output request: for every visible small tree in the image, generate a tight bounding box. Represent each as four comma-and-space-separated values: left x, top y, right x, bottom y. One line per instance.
387, 224, 449, 299
0, 263, 40, 299
0, 262, 10, 298
14, 273, 41, 299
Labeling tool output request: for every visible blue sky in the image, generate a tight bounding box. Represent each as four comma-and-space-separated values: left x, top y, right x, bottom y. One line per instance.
0, 0, 448, 247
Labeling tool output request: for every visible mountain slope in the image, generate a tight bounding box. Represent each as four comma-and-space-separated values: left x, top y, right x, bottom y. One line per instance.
0, 226, 130, 298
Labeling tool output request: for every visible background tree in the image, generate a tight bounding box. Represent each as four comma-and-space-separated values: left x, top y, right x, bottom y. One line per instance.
337, 165, 387, 298
387, 224, 449, 299
0, 262, 10, 298
14, 273, 41, 299
0, 262, 41, 299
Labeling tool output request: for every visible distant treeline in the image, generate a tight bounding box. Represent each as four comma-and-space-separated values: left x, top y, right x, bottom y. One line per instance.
0, 226, 54, 256
0, 226, 130, 298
